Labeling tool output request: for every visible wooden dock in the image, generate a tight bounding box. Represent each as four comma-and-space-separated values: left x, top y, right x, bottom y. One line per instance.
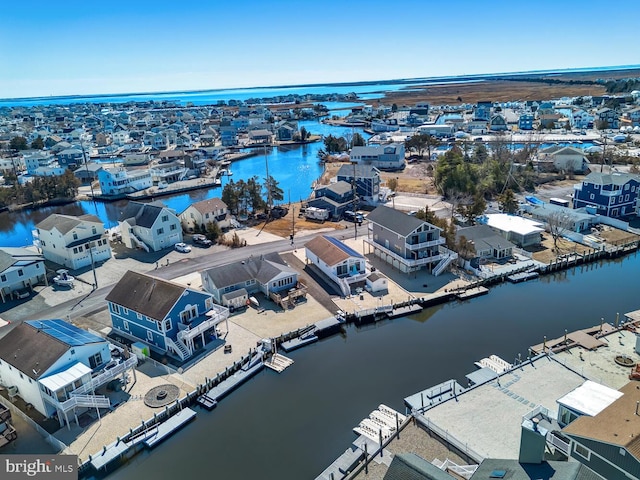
507, 271, 539, 283
264, 353, 294, 373
456, 286, 489, 300
143, 408, 197, 448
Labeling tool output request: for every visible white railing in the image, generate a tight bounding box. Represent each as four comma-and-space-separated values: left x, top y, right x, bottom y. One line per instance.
337, 277, 351, 297
548, 432, 570, 455
406, 238, 446, 250
433, 250, 458, 276
365, 239, 443, 268
177, 308, 228, 343
165, 336, 190, 360
55, 393, 110, 412
71, 356, 138, 396
130, 232, 150, 252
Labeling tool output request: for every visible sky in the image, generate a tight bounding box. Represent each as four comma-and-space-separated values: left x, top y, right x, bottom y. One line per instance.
1, 0, 639, 99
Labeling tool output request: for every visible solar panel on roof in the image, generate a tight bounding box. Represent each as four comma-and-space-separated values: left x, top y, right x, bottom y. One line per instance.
324, 235, 363, 259
25, 319, 104, 346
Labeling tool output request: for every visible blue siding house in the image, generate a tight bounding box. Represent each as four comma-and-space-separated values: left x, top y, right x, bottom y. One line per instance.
308, 181, 355, 218
573, 172, 640, 218
518, 114, 534, 130
106, 271, 228, 361
336, 164, 381, 206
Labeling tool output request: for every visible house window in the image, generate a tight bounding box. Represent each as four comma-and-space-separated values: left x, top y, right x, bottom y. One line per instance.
205, 298, 213, 309
111, 303, 120, 314
157, 228, 164, 235
41, 240, 46, 246
92, 226, 97, 235
170, 224, 176, 231
123, 320, 129, 331
574, 443, 591, 460
137, 312, 142, 320
122, 307, 129, 315
180, 306, 198, 323
164, 319, 171, 332
162, 215, 168, 222
147, 330, 153, 341
589, 194, 595, 200
73, 247, 78, 254
73, 233, 78, 240
18, 269, 23, 277
0, 275, 5, 282
89, 352, 103, 369
625, 195, 629, 201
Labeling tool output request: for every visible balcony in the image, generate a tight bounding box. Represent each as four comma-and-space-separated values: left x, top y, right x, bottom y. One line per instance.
406, 237, 445, 250
364, 238, 441, 268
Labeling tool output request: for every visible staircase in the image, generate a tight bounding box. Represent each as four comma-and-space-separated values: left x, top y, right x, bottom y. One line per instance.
58, 393, 111, 412
433, 248, 458, 276
337, 277, 351, 297
130, 232, 150, 252
71, 356, 138, 396
166, 336, 191, 361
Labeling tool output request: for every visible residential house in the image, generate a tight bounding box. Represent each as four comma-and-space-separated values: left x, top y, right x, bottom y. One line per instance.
35, 214, 111, 270
98, 167, 152, 196
489, 114, 508, 131
0, 319, 127, 427
572, 109, 593, 129
112, 129, 130, 146
527, 203, 593, 233
563, 381, 640, 480
56, 147, 84, 168
466, 119, 488, 134
364, 205, 455, 275
336, 164, 381, 206
106, 271, 228, 360
573, 172, 640, 218
518, 114, 534, 131
150, 132, 169, 150
149, 161, 187, 185
416, 124, 454, 138
595, 107, 619, 129
118, 201, 182, 252
276, 121, 298, 141
201, 253, 298, 308
349, 143, 405, 170
626, 107, 640, 127
473, 102, 492, 121
0, 247, 46, 302
179, 198, 231, 232
23, 150, 58, 175
477, 213, 544, 247
536, 146, 590, 173
308, 181, 355, 218
73, 162, 103, 184
455, 224, 515, 265
538, 113, 562, 129
248, 129, 273, 144
304, 235, 367, 296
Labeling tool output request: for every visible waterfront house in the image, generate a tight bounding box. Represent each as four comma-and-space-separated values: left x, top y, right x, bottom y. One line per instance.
248, 129, 273, 145
35, 213, 112, 270
98, 166, 152, 196
149, 161, 187, 185
536, 146, 590, 174
73, 162, 103, 184
455, 224, 515, 264
0, 247, 46, 302
118, 201, 182, 252
179, 198, 231, 232
416, 124, 454, 138
304, 235, 366, 297
106, 271, 228, 361
308, 181, 355, 218
23, 150, 58, 175
0, 319, 122, 427
572, 172, 640, 218
200, 253, 298, 309
563, 382, 640, 480
335, 164, 381, 206
349, 143, 405, 171
55, 147, 84, 167
477, 213, 544, 248
527, 203, 593, 233
364, 205, 455, 275
111, 129, 130, 146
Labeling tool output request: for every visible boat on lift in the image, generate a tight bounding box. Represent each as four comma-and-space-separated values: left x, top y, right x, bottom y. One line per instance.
53, 269, 75, 288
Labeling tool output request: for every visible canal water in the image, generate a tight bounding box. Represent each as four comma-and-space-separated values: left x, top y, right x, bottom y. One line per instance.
102, 252, 640, 480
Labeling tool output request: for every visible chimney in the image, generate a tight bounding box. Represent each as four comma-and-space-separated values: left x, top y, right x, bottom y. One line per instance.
519, 415, 546, 464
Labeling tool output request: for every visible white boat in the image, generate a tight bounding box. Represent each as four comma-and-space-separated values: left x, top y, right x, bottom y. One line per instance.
53, 269, 75, 288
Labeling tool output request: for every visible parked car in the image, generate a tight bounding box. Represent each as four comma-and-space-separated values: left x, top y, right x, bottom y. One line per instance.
192, 234, 213, 247
175, 242, 191, 253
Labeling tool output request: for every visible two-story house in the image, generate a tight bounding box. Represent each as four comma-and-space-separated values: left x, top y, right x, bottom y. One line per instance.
489, 114, 508, 131
364, 205, 455, 275
536, 146, 590, 174
118, 201, 183, 252
304, 235, 367, 297
335, 164, 381, 206
308, 181, 355, 218
595, 107, 619, 129
573, 172, 640, 218
179, 198, 230, 232
349, 143, 405, 170
35, 214, 112, 270
0, 247, 46, 302
0, 319, 135, 428
98, 167, 153, 196
107, 271, 228, 361
201, 253, 298, 309
518, 114, 534, 131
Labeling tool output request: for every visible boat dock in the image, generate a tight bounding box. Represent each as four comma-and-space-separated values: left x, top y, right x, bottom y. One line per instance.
507, 271, 539, 283
143, 408, 197, 448
264, 353, 294, 373
404, 379, 466, 413
281, 333, 318, 352
203, 360, 265, 402
456, 286, 489, 300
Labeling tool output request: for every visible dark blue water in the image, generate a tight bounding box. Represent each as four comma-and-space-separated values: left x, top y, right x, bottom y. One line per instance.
102, 252, 640, 480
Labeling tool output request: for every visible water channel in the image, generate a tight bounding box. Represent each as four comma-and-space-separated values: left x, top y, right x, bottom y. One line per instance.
101, 252, 640, 480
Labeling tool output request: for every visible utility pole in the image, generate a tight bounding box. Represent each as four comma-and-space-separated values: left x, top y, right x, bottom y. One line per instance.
81, 142, 98, 214
351, 161, 358, 239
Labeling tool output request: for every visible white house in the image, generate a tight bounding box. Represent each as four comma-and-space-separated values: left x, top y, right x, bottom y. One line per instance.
349, 143, 405, 170
118, 201, 182, 252
179, 198, 231, 232
98, 167, 152, 196
0, 319, 136, 428
536, 146, 590, 174
304, 235, 367, 297
478, 213, 544, 248
35, 214, 112, 270
0, 247, 47, 302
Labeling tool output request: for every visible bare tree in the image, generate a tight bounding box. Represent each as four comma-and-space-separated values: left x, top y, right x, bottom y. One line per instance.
547, 210, 573, 253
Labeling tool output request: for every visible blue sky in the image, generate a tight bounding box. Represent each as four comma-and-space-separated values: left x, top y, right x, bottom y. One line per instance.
1, 0, 639, 99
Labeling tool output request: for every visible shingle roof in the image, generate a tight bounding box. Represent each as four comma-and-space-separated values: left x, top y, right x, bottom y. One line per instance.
456, 224, 515, 252
0, 322, 70, 380
105, 271, 186, 320
384, 453, 455, 480
35, 213, 103, 234
187, 198, 228, 216
584, 172, 640, 186
337, 164, 380, 178
203, 254, 295, 289
0, 250, 17, 272
118, 201, 164, 228
367, 205, 435, 237
305, 235, 363, 267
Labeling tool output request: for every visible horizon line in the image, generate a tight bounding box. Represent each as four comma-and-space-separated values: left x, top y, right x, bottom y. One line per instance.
2, 63, 640, 104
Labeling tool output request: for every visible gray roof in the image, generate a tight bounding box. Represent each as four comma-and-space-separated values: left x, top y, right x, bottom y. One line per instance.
336, 164, 380, 178
0, 250, 17, 272
105, 271, 186, 320
469, 459, 600, 480
0, 322, 69, 380
36, 213, 103, 234
383, 453, 456, 480
367, 205, 437, 237
584, 172, 640, 186
203, 253, 296, 289
324, 181, 353, 196
119, 201, 165, 228
456, 224, 516, 252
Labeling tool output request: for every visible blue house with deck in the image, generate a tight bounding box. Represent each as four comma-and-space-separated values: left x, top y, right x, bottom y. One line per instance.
573, 172, 640, 219
106, 271, 229, 361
